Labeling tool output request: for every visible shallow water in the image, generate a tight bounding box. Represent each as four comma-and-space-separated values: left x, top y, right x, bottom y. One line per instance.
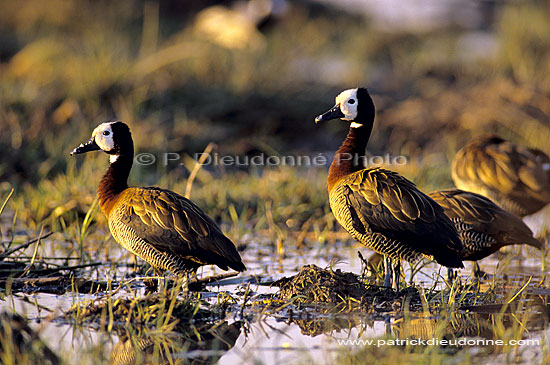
1, 225, 548, 364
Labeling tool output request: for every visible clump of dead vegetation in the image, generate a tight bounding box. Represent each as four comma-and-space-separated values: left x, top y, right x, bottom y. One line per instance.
273, 264, 420, 311
275, 264, 375, 303
64, 286, 230, 332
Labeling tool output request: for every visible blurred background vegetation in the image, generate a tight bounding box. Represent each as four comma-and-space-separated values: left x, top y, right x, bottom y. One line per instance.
0, 0, 548, 238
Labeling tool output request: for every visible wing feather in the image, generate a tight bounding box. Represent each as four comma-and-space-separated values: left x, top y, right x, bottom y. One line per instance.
453, 136, 550, 208
335, 168, 463, 266
429, 189, 541, 249
115, 187, 245, 271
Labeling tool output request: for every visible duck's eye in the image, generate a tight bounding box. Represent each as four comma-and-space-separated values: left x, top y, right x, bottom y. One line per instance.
103, 130, 110, 136
348, 99, 356, 104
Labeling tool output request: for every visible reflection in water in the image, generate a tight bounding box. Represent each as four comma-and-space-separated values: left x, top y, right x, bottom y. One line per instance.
1, 236, 547, 363
393, 303, 547, 352
261, 291, 548, 363
109, 321, 241, 365
288, 306, 546, 343
290, 312, 361, 337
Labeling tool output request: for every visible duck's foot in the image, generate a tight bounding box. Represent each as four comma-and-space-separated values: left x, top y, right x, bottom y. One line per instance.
143, 269, 169, 294
472, 262, 488, 278
447, 268, 456, 284
144, 278, 158, 293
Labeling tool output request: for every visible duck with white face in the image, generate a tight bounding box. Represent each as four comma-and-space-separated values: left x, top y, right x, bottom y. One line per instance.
315, 88, 463, 291
315, 88, 374, 129
71, 120, 246, 291
70, 122, 123, 163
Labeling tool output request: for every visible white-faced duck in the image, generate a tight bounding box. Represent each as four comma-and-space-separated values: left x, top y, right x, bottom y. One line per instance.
315, 88, 464, 290
70, 121, 246, 289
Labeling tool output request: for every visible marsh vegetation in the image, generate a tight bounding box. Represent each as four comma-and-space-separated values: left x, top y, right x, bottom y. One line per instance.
1, 0, 549, 363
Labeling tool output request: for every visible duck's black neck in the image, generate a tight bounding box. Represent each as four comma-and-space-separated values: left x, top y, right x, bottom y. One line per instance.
328, 123, 373, 191
98, 149, 133, 215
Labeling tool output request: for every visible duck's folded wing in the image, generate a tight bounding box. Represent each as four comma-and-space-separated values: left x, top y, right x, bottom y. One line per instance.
429, 189, 541, 249
342, 168, 463, 266
117, 187, 245, 270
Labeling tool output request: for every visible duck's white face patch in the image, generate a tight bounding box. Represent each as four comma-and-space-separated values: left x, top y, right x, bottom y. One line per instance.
92, 122, 115, 152
335, 88, 359, 121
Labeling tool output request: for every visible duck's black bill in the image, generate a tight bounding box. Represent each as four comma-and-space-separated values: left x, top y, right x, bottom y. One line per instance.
70, 138, 100, 155
315, 104, 344, 123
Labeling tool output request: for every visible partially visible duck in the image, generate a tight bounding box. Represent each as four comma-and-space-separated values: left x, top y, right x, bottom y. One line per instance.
452, 135, 550, 217
429, 189, 542, 277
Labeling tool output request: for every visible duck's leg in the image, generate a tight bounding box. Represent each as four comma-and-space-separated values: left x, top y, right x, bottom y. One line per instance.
392, 260, 401, 292
384, 255, 392, 288
384, 315, 392, 336
181, 271, 190, 293
158, 279, 167, 293
154, 268, 167, 293
447, 268, 455, 283
472, 262, 486, 278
